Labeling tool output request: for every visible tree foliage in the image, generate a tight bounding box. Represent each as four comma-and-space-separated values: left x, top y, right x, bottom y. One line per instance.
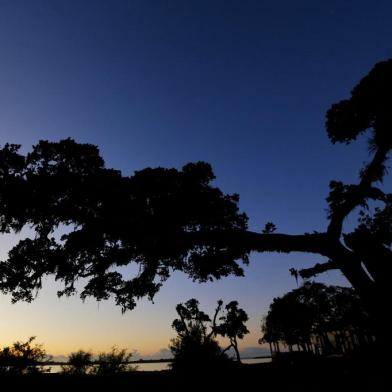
0, 336, 50, 374
170, 298, 248, 371
0, 140, 247, 310
215, 301, 249, 362
261, 282, 374, 354
61, 350, 93, 375
169, 298, 226, 372
92, 347, 134, 375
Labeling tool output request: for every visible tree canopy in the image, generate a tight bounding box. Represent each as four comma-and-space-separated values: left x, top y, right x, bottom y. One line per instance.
215, 301, 249, 362
170, 298, 226, 371
261, 282, 373, 355
0, 141, 247, 310
169, 298, 248, 370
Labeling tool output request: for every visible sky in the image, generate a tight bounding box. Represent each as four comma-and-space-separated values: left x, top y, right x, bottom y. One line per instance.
0, 0, 391, 358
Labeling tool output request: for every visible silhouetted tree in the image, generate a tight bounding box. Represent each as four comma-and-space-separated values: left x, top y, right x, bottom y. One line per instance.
170, 298, 249, 370
261, 282, 373, 355
0, 60, 391, 346
215, 301, 249, 362
169, 298, 228, 372
0, 337, 50, 374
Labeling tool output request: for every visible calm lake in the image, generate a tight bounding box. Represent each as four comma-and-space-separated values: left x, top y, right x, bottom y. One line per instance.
46, 357, 271, 373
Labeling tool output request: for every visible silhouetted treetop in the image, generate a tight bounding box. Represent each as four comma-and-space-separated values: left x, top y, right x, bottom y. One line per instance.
0, 139, 248, 310
172, 298, 213, 338
327, 59, 392, 148
170, 298, 248, 369
170, 299, 226, 373
214, 300, 249, 362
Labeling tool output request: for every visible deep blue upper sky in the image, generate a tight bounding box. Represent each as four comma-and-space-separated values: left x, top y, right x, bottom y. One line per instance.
0, 1, 391, 354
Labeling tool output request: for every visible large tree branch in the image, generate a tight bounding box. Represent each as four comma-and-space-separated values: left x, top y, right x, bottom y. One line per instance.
181, 230, 331, 257
298, 260, 339, 279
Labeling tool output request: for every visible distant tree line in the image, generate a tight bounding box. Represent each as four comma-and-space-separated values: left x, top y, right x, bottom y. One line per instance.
61, 347, 135, 375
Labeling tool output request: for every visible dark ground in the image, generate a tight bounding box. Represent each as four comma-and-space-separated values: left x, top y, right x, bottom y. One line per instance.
0, 355, 387, 392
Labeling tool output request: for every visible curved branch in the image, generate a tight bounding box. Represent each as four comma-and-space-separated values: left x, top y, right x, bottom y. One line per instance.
209, 300, 223, 338
328, 147, 389, 239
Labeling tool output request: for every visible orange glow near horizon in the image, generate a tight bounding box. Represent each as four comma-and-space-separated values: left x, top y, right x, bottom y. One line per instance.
0, 274, 266, 358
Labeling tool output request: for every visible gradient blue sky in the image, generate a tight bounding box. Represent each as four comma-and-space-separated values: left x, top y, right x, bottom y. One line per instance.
0, 0, 391, 357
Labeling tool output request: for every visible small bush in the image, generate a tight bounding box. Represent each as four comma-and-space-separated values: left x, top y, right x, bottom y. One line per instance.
0, 337, 50, 374
92, 347, 135, 375
170, 327, 230, 373
61, 350, 93, 375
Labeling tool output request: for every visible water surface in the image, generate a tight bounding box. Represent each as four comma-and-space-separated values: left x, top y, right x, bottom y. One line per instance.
46, 357, 271, 373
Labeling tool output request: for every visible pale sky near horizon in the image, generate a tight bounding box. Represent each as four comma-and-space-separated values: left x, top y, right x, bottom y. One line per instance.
0, 0, 391, 357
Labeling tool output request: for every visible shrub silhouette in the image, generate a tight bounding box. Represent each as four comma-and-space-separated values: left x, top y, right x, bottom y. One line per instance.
170, 326, 226, 373
0, 337, 50, 374
61, 350, 93, 375
92, 347, 135, 375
